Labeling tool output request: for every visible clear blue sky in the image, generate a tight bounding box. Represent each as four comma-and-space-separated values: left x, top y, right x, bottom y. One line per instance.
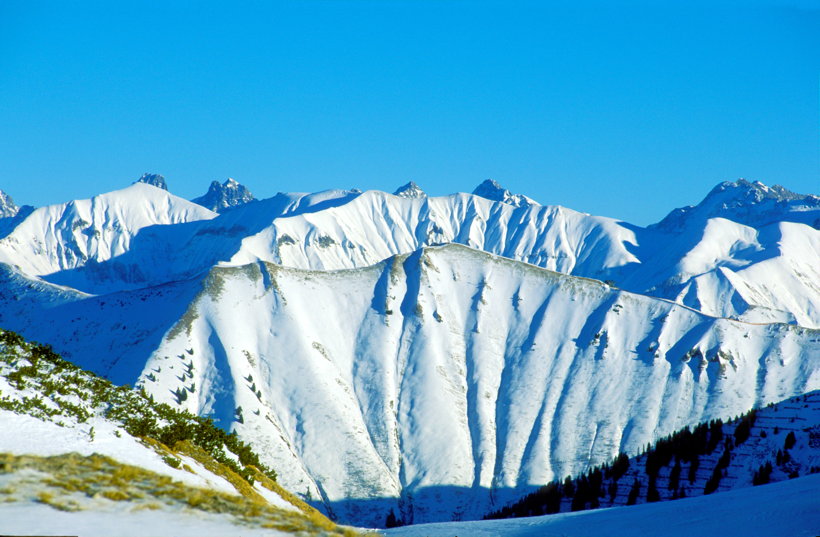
1, 1, 817, 225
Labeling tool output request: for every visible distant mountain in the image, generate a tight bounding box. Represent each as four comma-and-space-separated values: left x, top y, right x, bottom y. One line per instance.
135, 173, 168, 190
192, 178, 256, 212
0, 190, 19, 218
655, 179, 820, 231
393, 181, 426, 199
0, 183, 215, 284
472, 179, 537, 207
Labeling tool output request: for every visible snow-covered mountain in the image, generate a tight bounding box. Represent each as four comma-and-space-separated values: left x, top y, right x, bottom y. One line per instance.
1, 176, 818, 527
487, 391, 820, 519
192, 178, 256, 212
2, 243, 817, 525
0, 183, 217, 290
2, 178, 817, 326
655, 179, 820, 231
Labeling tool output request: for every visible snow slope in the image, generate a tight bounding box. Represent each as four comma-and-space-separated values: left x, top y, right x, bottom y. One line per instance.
134, 245, 818, 525
383, 472, 820, 537
0, 330, 357, 536
486, 390, 820, 519
0, 183, 216, 285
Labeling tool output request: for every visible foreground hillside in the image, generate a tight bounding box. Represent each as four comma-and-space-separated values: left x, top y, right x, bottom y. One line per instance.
0, 330, 357, 536
383, 472, 820, 537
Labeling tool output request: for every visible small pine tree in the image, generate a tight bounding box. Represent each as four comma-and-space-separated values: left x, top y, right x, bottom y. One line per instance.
784, 431, 796, 450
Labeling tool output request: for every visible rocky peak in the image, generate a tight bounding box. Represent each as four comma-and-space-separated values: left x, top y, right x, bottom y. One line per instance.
393, 181, 426, 199
472, 179, 535, 207
0, 190, 19, 218
191, 178, 255, 213
135, 173, 168, 191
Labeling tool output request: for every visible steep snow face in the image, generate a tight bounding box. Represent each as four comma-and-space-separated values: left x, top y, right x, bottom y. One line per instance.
121, 245, 817, 526
656, 179, 820, 231
472, 179, 537, 207
135, 173, 168, 190
0, 184, 217, 287
192, 178, 256, 212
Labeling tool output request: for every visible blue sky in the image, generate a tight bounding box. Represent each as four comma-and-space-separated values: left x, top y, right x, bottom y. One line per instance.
1, 0, 817, 224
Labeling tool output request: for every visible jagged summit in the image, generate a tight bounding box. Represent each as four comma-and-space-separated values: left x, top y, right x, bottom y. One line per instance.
191, 178, 255, 213
0, 190, 19, 218
655, 178, 820, 230
135, 173, 168, 190
472, 179, 536, 207
393, 181, 426, 199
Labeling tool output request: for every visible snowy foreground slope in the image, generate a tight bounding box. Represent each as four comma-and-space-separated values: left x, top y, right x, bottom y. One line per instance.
0, 330, 358, 536
383, 472, 820, 537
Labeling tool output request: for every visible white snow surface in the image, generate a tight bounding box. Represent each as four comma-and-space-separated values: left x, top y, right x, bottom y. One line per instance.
383, 472, 820, 537
0, 410, 238, 495
0, 502, 294, 537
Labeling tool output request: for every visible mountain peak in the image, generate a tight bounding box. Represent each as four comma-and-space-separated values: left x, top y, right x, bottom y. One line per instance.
472, 179, 535, 207
655, 178, 820, 230
0, 190, 19, 218
191, 178, 255, 213
135, 173, 168, 191
393, 181, 426, 199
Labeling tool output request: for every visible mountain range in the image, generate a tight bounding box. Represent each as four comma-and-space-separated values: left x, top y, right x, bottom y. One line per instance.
0, 175, 817, 527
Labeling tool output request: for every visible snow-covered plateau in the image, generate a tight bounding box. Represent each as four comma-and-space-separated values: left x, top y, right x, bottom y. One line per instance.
0, 176, 818, 529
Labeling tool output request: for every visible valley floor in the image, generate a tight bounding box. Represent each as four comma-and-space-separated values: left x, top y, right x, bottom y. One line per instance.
382, 473, 820, 537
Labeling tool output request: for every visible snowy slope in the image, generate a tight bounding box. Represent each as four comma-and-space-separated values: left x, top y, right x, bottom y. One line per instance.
5, 243, 810, 525
383, 472, 820, 537
486, 390, 820, 520
0, 331, 357, 536
0, 183, 216, 283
